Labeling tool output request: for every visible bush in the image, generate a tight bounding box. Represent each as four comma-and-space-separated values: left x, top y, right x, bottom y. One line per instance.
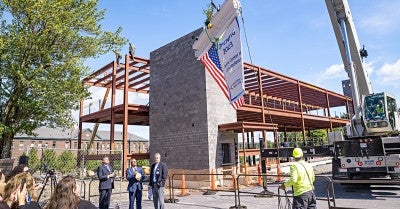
112, 159, 122, 171
137, 159, 149, 167
28, 148, 40, 173
85, 160, 102, 172
57, 150, 76, 174
41, 149, 57, 171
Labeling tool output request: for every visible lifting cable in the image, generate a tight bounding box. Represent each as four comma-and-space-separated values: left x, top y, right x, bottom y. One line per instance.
239, 7, 275, 126
240, 6, 287, 208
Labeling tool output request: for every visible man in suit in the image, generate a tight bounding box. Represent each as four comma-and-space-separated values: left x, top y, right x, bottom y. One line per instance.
149, 153, 168, 209
97, 156, 115, 209
126, 158, 145, 209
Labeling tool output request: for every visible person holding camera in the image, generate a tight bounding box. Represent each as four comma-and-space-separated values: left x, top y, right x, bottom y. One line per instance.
97, 156, 115, 209
0, 172, 40, 209
126, 159, 145, 209
45, 175, 96, 209
149, 153, 168, 209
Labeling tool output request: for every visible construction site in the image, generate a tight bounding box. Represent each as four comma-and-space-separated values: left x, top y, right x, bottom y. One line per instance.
2, 0, 398, 208
73, 0, 400, 208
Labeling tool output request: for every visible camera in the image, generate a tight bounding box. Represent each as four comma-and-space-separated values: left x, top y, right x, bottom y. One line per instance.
47, 169, 55, 176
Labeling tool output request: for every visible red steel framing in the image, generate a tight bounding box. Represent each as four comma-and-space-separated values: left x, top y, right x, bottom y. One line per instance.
79, 55, 351, 175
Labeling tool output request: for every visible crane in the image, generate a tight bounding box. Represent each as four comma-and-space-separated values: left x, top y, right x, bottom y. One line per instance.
325, 0, 400, 180
326, 0, 400, 137
260, 0, 400, 181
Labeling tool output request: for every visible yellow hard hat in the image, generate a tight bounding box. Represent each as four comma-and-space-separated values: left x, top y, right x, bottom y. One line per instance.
292, 148, 303, 158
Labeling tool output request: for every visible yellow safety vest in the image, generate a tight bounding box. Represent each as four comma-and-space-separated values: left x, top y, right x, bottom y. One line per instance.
284, 160, 315, 196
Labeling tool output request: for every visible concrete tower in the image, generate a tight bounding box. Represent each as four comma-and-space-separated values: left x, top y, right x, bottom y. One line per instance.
149, 29, 237, 174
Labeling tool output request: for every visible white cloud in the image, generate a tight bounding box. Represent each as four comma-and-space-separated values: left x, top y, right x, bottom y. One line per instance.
316, 64, 346, 85
376, 59, 400, 82
317, 61, 374, 83
358, 2, 400, 34
324, 63, 345, 77
363, 61, 374, 75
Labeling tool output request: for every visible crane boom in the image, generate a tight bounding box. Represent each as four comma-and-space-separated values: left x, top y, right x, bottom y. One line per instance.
325, 0, 373, 117
261, 0, 400, 181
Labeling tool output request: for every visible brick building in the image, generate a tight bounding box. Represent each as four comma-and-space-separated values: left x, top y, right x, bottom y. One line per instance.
12, 127, 149, 159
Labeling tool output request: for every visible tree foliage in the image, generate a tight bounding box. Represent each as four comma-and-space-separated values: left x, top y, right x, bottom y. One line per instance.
56, 150, 76, 174
0, 0, 126, 158
85, 160, 101, 172
41, 149, 57, 171
28, 147, 40, 172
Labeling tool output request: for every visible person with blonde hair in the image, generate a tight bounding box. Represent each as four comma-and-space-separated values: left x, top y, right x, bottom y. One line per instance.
45, 175, 95, 209
0, 171, 6, 202
0, 172, 40, 209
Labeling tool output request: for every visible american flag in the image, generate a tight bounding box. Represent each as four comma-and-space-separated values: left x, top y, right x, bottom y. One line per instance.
200, 44, 244, 109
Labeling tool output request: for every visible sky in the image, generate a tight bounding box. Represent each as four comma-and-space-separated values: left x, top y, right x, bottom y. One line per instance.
78, 0, 400, 139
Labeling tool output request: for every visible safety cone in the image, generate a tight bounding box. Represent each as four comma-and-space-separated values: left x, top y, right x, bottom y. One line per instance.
232, 173, 237, 190
257, 164, 262, 186
178, 174, 188, 197
277, 163, 282, 182
204, 169, 217, 195
211, 169, 216, 190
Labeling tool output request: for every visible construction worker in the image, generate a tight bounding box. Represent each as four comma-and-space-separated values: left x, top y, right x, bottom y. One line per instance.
279, 148, 316, 209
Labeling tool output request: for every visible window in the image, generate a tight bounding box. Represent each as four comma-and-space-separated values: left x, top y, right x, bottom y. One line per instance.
52, 141, 56, 148
30, 141, 35, 147
222, 143, 231, 164
19, 141, 25, 151
38, 141, 42, 148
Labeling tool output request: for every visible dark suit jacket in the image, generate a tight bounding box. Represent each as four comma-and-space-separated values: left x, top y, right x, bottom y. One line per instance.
97, 163, 114, 190
126, 166, 145, 192
149, 162, 168, 187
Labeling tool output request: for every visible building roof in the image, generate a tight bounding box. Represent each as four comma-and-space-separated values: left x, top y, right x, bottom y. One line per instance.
14, 127, 148, 142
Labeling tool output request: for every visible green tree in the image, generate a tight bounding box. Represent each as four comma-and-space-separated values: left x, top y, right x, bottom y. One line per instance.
57, 150, 76, 174
85, 160, 101, 172
112, 159, 122, 172
41, 149, 57, 171
137, 159, 149, 167
0, 0, 126, 158
28, 147, 40, 172
310, 129, 327, 139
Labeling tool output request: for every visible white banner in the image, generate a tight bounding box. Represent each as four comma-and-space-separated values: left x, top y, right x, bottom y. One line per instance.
217, 18, 245, 103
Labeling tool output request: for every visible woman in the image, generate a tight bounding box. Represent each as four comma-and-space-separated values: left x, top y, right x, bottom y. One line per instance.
1, 172, 40, 209
5, 165, 29, 182
45, 176, 95, 209
0, 171, 6, 202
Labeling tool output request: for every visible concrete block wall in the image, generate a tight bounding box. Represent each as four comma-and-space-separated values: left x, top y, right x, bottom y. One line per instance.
149, 28, 237, 172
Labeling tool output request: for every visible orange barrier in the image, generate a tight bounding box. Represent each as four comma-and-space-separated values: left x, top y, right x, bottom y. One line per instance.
178, 174, 188, 196
277, 163, 282, 182
211, 169, 216, 190
257, 164, 262, 186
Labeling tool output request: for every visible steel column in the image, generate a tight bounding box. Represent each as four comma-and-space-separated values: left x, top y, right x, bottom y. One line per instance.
110, 61, 117, 151
122, 54, 130, 176
325, 90, 333, 131
78, 99, 83, 150
242, 128, 247, 174
297, 81, 306, 143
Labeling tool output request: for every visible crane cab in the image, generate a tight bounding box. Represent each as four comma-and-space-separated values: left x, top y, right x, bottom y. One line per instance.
362, 92, 400, 135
